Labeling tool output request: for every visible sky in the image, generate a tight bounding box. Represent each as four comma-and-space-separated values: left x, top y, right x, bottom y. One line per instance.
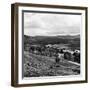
24, 12, 81, 36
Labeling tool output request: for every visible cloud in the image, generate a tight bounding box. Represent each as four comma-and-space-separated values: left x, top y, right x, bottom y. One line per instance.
24, 12, 81, 36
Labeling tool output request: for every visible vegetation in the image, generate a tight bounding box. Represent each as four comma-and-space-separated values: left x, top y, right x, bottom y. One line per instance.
24, 51, 80, 77
24, 35, 80, 50
24, 35, 80, 77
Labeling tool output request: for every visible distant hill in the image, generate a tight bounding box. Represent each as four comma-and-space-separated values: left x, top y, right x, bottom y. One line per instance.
24, 35, 80, 46
57, 35, 80, 39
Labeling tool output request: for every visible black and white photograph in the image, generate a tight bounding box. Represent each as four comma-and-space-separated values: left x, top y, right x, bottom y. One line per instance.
23, 12, 81, 77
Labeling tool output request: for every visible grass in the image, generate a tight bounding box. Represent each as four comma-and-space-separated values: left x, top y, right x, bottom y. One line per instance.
24, 51, 80, 77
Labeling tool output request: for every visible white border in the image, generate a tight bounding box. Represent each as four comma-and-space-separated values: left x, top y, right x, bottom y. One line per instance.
18, 6, 86, 84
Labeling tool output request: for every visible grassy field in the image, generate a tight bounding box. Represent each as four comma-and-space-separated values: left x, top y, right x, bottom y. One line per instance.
24, 51, 80, 77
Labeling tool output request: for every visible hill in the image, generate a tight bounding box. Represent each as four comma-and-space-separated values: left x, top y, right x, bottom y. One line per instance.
24, 51, 80, 77
24, 35, 80, 44
24, 34, 80, 50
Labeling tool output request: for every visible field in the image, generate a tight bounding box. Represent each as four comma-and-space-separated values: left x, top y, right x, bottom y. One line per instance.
24, 51, 80, 77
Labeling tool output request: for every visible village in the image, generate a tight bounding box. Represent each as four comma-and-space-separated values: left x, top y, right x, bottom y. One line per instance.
25, 44, 80, 64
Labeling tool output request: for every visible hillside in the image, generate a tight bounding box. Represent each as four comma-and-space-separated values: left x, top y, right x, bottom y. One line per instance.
24, 51, 80, 77
24, 35, 80, 50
